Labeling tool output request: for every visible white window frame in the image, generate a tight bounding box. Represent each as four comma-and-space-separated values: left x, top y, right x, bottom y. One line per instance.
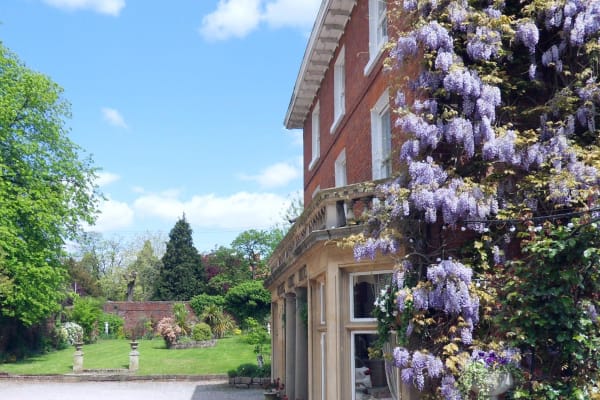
371, 89, 392, 180
365, 0, 388, 75
334, 149, 347, 187
349, 270, 392, 322
320, 281, 326, 325
312, 185, 321, 199
331, 46, 346, 133
310, 101, 321, 170
351, 330, 378, 400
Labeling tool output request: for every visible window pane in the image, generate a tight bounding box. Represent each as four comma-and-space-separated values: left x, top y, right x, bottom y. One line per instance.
352, 273, 391, 319
381, 109, 391, 177
353, 333, 393, 400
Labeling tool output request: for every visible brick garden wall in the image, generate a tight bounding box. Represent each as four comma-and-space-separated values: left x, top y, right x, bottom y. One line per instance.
103, 301, 195, 336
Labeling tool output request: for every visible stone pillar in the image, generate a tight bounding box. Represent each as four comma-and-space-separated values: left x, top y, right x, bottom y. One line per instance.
129, 340, 139, 371
285, 293, 296, 400
295, 287, 308, 400
73, 343, 84, 372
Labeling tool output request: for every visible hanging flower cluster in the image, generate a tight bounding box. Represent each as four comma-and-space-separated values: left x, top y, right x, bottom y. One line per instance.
356, 0, 600, 397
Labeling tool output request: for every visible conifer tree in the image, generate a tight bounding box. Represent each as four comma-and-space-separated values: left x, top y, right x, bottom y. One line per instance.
153, 215, 203, 300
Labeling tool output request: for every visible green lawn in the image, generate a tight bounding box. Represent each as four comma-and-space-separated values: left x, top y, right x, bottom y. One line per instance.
0, 336, 269, 376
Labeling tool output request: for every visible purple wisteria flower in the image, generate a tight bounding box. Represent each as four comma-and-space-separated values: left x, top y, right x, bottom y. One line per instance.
441, 374, 461, 399
392, 34, 418, 65
467, 26, 502, 61
448, 1, 468, 31
516, 21, 539, 54
417, 21, 453, 51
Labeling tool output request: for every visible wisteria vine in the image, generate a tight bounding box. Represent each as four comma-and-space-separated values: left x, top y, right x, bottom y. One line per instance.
355, 0, 600, 398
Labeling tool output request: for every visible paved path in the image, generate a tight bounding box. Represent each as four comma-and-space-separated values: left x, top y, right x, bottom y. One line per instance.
0, 379, 264, 400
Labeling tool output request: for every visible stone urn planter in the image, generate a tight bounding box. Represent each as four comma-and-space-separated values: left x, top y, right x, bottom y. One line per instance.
472, 372, 513, 400
263, 391, 279, 400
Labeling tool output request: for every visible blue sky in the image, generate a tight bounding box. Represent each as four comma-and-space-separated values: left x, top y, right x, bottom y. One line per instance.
1, 0, 319, 252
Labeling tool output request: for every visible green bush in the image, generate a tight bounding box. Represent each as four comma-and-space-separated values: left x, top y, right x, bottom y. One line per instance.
200, 304, 237, 338
189, 294, 225, 316
192, 322, 212, 341
67, 296, 103, 343
99, 313, 124, 339
235, 363, 259, 377
257, 362, 271, 378
243, 317, 270, 349
224, 281, 270, 328
231, 362, 270, 378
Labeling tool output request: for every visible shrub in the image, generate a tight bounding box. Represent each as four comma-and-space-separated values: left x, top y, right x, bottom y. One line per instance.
68, 296, 102, 343
243, 317, 270, 351
172, 302, 190, 336
191, 322, 212, 341
235, 363, 259, 378
189, 293, 225, 316
156, 317, 181, 348
99, 313, 124, 339
200, 305, 237, 338
52, 324, 69, 350
257, 362, 271, 378
224, 281, 270, 327
61, 322, 84, 345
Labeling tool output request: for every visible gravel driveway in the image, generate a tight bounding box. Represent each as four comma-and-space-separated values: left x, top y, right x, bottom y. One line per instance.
0, 379, 264, 400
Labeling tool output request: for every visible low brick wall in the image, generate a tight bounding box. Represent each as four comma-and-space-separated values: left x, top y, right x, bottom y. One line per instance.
103, 301, 195, 335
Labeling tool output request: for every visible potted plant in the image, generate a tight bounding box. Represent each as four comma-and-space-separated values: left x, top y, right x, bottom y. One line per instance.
458, 348, 520, 400
263, 377, 284, 399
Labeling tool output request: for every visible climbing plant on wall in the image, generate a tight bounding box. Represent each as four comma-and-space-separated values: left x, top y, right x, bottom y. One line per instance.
355, 0, 600, 398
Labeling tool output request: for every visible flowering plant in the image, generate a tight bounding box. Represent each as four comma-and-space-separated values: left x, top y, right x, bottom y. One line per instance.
353, 0, 600, 396
457, 348, 520, 399
61, 322, 84, 345
156, 317, 182, 348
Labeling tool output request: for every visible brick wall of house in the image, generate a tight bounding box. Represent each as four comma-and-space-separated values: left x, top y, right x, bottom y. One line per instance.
103, 301, 195, 335
303, 0, 392, 207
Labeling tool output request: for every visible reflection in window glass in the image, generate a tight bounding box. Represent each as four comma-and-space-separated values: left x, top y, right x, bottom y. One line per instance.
352, 333, 393, 400
352, 272, 391, 319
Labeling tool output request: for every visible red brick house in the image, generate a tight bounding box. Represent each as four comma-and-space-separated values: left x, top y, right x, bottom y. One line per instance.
265, 1, 411, 399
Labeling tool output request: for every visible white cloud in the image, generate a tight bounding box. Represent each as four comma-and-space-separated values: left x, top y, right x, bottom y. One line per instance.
96, 171, 120, 187
43, 0, 125, 16
86, 197, 134, 232
240, 161, 301, 188
102, 107, 128, 129
199, 0, 262, 41
263, 0, 321, 28
133, 190, 290, 229
199, 0, 320, 41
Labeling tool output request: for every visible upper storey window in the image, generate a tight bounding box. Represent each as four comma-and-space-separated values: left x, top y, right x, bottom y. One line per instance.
371, 90, 392, 179
365, 0, 388, 75
332, 46, 346, 133
310, 101, 320, 170
334, 149, 347, 187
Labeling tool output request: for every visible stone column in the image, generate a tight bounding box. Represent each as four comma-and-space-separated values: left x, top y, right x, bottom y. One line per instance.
129, 340, 139, 371
285, 293, 296, 400
73, 343, 84, 372
294, 287, 308, 400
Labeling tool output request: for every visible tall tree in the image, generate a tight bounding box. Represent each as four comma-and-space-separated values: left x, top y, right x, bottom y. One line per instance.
231, 228, 283, 279
129, 240, 161, 300
153, 216, 203, 300
0, 42, 98, 326
202, 246, 247, 294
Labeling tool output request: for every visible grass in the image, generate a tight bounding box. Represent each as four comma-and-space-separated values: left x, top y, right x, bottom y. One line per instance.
0, 336, 269, 376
